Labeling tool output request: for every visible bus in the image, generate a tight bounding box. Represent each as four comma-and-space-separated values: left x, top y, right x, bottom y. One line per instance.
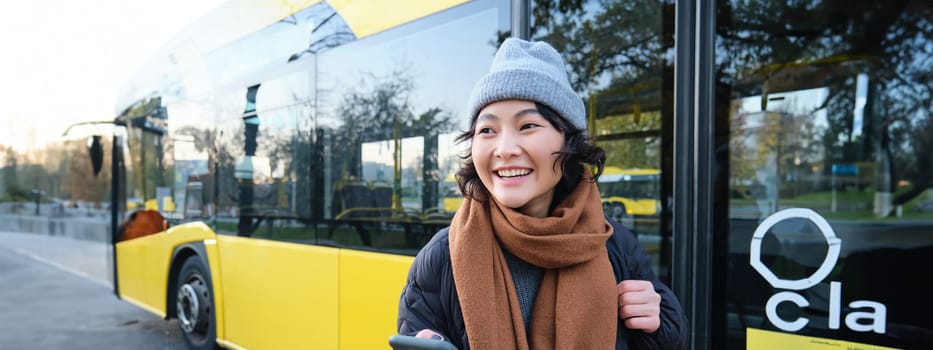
89, 0, 933, 349
598, 167, 661, 220
103, 1, 491, 349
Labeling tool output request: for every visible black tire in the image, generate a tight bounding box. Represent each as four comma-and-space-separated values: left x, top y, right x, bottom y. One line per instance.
609, 202, 628, 222
175, 257, 219, 350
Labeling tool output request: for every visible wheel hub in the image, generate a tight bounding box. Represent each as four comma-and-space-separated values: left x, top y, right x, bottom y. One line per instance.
177, 279, 209, 334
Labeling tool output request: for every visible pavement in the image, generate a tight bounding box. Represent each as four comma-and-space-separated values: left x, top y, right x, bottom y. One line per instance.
0, 231, 112, 287
0, 230, 185, 349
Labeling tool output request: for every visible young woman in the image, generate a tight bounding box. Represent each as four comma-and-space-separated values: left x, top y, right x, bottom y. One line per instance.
397, 38, 687, 350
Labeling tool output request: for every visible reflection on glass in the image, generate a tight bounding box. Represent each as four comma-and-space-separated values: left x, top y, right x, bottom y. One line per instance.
718, 0, 933, 348
304, 2, 505, 252
213, 89, 313, 236
360, 137, 425, 210
531, 0, 674, 280
206, 2, 355, 88
729, 88, 828, 219
598, 167, 660, 218
121, 98, 174, 216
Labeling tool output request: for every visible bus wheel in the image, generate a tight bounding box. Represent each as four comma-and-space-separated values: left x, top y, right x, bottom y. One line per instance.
609, 203, 627, 222
176, 257, 218, 350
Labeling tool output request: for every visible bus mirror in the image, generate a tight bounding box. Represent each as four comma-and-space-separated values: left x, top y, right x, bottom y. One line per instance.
88, 135, 104, 177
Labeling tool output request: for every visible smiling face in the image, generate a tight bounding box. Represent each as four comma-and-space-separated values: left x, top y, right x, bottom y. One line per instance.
471, 99, 565, 217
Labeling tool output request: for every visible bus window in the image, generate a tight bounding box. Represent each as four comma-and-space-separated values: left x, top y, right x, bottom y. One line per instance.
717, 1, 933, 348
121, 99, 175, 221
529, 0, 675, 282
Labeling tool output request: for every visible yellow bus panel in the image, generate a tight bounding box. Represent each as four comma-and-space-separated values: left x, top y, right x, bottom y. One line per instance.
338, 249, 415, 349
116, 222, 217, 316
330, 0, 470, 39
215, 235, 340, 350
119, 222, 419, 349
116, 233, 167, 316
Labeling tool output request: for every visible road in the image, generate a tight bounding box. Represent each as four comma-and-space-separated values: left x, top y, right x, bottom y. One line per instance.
0, 232, 187, 349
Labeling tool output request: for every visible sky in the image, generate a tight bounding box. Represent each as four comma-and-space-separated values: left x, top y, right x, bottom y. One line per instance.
0, 0, 226, 153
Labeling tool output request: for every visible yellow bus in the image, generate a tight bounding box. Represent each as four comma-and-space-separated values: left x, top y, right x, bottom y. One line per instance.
101, 1, 507, 349
86, 0, 933, 349
597, 167, 661, 220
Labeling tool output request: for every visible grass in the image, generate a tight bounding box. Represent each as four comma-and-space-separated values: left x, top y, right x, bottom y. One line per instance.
732, 186, 933, 221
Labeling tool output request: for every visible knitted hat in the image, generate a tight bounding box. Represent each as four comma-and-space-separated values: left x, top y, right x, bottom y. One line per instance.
467, 38, 585, 131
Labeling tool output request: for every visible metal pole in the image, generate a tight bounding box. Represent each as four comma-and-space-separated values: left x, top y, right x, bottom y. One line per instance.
511, 0, 529, 39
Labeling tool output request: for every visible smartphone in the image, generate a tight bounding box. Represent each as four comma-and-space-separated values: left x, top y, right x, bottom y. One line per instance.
388, 335, 458, 350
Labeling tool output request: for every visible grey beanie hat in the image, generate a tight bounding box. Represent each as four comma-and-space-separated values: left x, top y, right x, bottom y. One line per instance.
467, 38, 586, 131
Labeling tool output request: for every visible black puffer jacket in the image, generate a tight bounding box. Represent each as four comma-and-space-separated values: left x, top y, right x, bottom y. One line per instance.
397, 218, 688, 349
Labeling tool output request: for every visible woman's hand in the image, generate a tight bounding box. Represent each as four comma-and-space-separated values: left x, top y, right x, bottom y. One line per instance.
415, 329, 447, 341
617, 280, 661, 333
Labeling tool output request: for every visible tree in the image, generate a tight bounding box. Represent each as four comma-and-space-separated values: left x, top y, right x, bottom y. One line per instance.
526, 0, 674, 183
1, 146, 28, 201
61, 138, 111, 203
330, 70, 455, 213
717, 0, 933, 212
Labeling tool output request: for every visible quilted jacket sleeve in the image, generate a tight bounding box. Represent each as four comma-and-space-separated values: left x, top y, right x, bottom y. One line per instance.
606, 219, 689, 350
397, 228, 466, 348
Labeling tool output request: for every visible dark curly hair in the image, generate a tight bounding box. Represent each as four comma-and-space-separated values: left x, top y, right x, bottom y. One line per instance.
454, 102, 605, 213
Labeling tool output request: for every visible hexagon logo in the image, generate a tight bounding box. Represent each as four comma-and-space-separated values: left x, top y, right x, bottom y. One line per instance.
750, 208, 842, 290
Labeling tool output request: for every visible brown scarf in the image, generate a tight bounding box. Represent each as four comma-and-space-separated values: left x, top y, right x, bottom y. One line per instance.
449, 179, 617, 350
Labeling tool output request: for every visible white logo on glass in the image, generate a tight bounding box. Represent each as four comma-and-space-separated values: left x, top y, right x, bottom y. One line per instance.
749, 208, 886, 334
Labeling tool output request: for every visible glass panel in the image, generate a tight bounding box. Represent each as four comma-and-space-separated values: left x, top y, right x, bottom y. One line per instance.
122, 99, 174, 219
213, 75, 314, 238
198, 0, 506, 251
717, 1, 933, 348
312, 0, 507, 254
531, 0, 675, 281
205, 2, 354, 89
167, 100, 214, 222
